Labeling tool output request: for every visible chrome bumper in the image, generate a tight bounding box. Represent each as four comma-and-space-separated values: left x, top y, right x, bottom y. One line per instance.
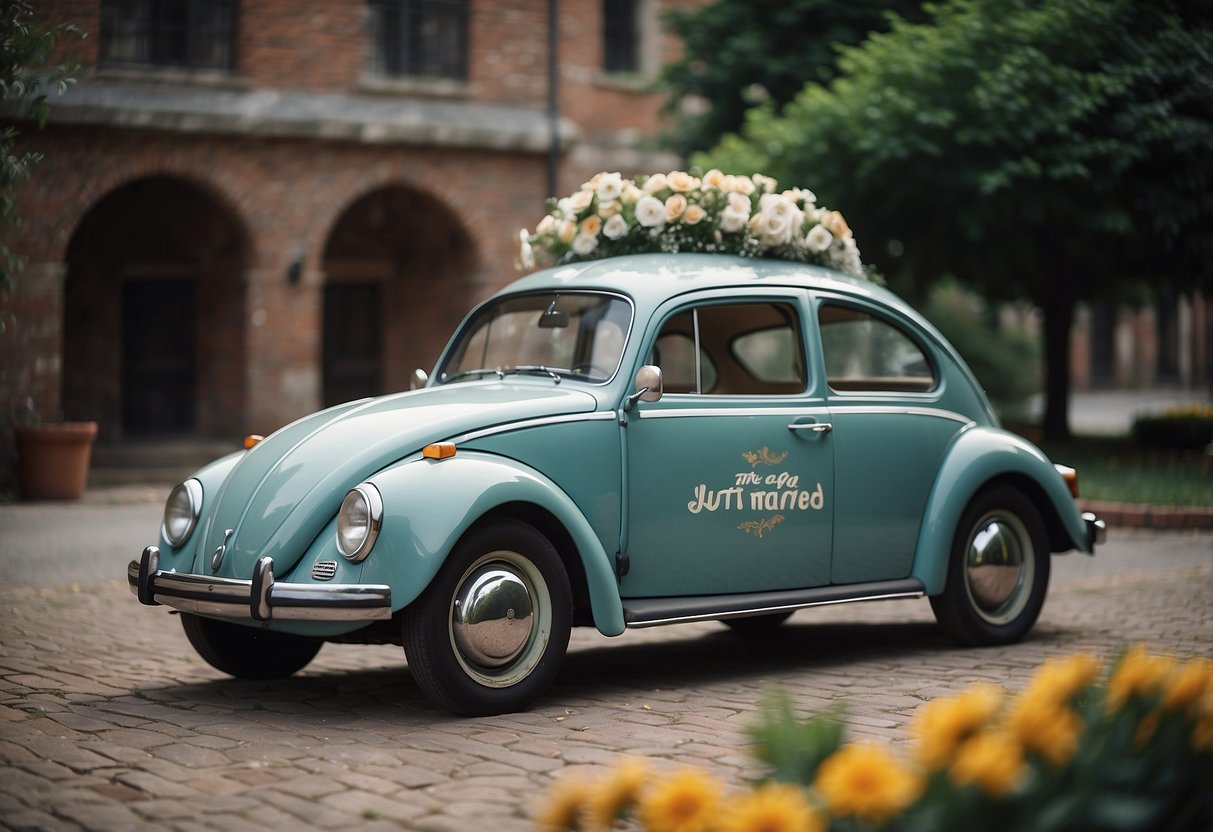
1082, 511, 1108, 548
128, 546, 393, 622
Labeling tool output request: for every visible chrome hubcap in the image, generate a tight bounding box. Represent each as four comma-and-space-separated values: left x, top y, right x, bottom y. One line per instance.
964, 511, 1034, 625
449, 551, 550, 688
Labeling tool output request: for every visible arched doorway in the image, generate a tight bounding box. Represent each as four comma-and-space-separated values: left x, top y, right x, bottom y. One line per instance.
321, 186, 475, 407
63, 176, 249, 439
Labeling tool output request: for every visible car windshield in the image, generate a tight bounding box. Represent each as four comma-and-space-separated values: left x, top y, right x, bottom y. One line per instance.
438, 292, 632, 384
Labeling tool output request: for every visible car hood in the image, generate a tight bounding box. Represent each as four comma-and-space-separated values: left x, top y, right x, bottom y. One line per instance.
198, 383, 599, 577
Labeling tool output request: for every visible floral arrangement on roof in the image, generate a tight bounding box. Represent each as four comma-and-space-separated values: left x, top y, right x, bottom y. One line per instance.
517, 170, 869, 280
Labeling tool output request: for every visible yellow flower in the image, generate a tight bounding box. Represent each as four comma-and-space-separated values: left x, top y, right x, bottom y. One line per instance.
1162, 657, 1213, 713
536, 777, 594, 830
1022, 653, 1103, 706
949, 731, 1027, 798
639, 768, 723, 832
1107, 646, 1176, 711
813, 743, 922, 824
1006, 694, 1083, 767
703, 168, 727, 190
667, 170, 701, 193
586, 758, 650, 829
717, 783, 825, 832
684, 204, 707, 225
911, 683, 1004, 770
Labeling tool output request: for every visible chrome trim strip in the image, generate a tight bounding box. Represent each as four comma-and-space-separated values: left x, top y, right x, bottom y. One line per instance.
625, 589, 925, 629
639, 405, 971, 424
128, 547, 392, 622
639, 406, 830, 419
455, 410, 618, 443
622, 579, 926, 629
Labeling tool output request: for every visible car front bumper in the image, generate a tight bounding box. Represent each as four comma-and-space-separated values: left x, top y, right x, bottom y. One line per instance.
128, 546, 393, 622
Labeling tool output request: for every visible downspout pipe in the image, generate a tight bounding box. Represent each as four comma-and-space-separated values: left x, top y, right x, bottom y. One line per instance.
547, 0, 560, 198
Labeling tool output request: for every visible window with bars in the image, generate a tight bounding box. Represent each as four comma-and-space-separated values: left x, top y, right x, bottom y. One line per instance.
100, 0, 236, 70
602, 0, 640, 74
367, 0, 469, 81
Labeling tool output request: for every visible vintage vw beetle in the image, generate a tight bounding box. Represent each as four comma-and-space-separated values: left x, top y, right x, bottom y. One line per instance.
129, 252, 1105, 715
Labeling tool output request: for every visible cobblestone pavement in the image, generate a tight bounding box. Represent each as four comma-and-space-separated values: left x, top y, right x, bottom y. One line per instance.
1, 525, 1209, 831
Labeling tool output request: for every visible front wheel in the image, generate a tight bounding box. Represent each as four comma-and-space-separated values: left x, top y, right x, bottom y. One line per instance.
403, 520, 572, 715
930, 486, 1050, 646
181, 613, 322, 679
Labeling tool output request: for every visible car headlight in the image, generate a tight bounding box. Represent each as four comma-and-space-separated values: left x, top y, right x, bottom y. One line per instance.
162, 479, 203, 547
336, 484, 383, 562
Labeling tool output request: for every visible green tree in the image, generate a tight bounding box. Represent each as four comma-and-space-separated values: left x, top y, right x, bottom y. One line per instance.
660, 0, 927, 157
1, 0, 81, 291
702, 0, 1213, 440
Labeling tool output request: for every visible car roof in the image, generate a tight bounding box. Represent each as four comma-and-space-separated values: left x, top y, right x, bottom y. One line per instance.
500, 253, 911, 318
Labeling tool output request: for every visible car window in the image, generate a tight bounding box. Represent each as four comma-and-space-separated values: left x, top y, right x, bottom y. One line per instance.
818, 303, 935, 393
650, 302, 805, 395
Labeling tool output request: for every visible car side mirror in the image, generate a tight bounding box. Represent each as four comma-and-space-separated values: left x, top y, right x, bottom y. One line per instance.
410, 368, 429, 390
625, 365, 663, 411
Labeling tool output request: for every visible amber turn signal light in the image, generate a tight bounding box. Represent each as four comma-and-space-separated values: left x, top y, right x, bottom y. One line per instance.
243, 434, 264, 450
422, 442, 457, 460
1055, 464, 1079, 499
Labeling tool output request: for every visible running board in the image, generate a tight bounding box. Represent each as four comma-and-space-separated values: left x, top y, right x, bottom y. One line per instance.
622, 579, 925, 629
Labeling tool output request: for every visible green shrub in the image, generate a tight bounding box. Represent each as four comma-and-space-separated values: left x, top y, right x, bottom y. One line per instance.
1132, 405, 1213, 450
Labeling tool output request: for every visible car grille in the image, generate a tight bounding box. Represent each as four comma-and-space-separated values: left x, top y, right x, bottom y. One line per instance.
311, 560, 338, 581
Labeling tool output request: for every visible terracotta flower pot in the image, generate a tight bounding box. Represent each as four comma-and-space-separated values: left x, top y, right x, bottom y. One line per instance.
13, 421, 99, 500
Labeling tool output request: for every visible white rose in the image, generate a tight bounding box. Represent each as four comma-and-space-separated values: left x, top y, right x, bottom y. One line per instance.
572, 233, 599, 255
719, 207, 749, 233
596, 173, 624, 203
684, 204, 707, 225
642, 173, 668, 194
635, 195, 666, 227
702, 169, 726, 190
603, 213, 629, 240
517, 229, 535, 270
569, 189, 594, 213
621, 183, 642, 204
535, 214, 556, 235
558, 220, 577, 244
727, 192, 752, 215
805, 224, 833, 252
667, 171, 700, 192
598, 199, 621, 218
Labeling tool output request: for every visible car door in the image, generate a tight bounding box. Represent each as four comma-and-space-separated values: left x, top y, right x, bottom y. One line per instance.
814, 297, 969, 584
621, 294, 834, 598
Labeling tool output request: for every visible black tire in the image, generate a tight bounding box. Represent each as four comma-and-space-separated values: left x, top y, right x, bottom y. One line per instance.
930, 485, 1051, 646
402, 519, 573, 716
181, 613, 322, 679
722, 611, 793, 635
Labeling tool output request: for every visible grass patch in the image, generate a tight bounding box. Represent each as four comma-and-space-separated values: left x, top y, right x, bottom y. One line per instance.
1040, 435, 1213, 507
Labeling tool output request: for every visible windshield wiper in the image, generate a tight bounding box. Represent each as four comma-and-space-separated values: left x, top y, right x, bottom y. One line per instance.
443, 367, 506, 383
502, 365, 564, 383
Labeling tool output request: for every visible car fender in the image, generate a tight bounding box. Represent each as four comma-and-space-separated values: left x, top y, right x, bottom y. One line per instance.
360, 450, 626, 635
911, 426, 1091, 595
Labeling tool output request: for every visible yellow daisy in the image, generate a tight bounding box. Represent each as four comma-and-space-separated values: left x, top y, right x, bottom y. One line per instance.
949, 730, 1027, 797
911, 683, 1004, 770
535, 777, 594, 831
1107, 646, 1176, 711
813, 743, 922, 824
639, 767, 724, 832
586, 757, 650, 829
717, 783, 824, 832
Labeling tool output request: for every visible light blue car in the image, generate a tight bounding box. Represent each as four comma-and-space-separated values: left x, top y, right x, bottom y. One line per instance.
129, 253, 1105, 715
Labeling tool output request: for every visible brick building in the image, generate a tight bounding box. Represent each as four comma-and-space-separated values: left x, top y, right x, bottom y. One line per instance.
0, 0, 702, 489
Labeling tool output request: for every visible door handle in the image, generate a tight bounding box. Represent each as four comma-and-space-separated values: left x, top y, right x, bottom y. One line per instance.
788, 421, 832, 434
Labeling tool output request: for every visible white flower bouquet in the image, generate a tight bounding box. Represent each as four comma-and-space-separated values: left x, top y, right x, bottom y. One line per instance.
518, 170, 869, 279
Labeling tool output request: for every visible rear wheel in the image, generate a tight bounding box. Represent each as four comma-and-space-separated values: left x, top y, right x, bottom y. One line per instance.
930, 486, 1050, 646
403, 520, 572, 715
181, 613, 322, 679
